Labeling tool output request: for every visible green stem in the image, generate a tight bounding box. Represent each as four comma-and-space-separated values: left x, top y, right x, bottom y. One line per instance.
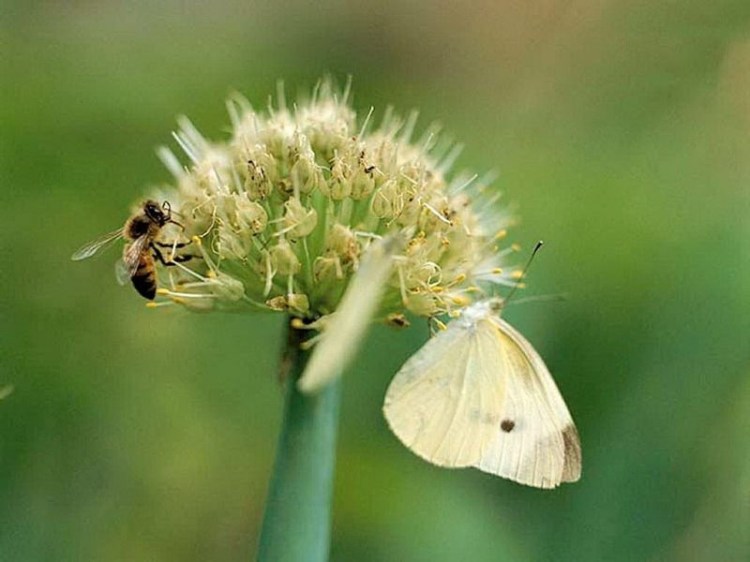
257, 321, 342, 562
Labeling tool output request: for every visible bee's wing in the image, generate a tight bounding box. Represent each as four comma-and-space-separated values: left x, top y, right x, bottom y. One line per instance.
383, 316, 506, 468
123, 235, 150, 278
114, 259, 131, 286
472, 317, 581, 488
71, 228, 124, 261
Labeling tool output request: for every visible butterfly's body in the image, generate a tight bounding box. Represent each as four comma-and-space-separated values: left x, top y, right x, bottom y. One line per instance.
384, 299, 581, 488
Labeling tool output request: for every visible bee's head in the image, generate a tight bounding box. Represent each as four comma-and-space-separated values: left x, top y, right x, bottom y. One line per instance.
143, 200, 170, 225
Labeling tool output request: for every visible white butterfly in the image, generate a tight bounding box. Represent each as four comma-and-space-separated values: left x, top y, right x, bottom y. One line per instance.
383, 299, 581, 488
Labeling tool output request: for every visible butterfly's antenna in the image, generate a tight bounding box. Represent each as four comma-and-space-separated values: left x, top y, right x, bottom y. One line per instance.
502, 240, 544, 305
503, 293, 568, 307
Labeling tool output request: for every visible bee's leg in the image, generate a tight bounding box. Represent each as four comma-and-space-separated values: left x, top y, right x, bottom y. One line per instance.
167, 254, 194, 264
150, 243, 194, 266
154, 240, 191, 249
154, 239, 196, 264
150, 244, 169, 265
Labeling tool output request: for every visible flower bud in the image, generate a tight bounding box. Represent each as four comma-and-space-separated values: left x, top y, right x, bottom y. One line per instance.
235, 196, 268, 234
326, 224, 359, 265
283, 198, 318, 239
350, 169, 375, 200
313, 256, 342, 282
243, 161, 272, 200
320, 157, 351, 200
291, 155, 321, 194
371, 180, 400, 219
218, 226, 251, 261
270, 240, 301, 275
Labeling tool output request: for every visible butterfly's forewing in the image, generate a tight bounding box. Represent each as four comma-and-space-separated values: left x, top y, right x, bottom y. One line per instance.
383, 316, 506, 468
472, 316, 581, 488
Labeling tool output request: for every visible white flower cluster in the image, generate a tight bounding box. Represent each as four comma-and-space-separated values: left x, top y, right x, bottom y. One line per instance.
148, 80, 518, 323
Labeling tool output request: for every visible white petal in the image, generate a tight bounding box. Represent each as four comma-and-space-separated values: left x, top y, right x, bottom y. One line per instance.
298, 235, 402, 394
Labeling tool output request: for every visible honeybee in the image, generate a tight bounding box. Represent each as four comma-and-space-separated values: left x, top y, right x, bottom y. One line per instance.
72, 200, 187, 300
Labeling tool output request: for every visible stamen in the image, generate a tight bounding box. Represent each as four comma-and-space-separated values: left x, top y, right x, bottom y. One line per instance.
420, 131, 435, 154
450, 173, 478, 194
263, 251, 274, 296
443, 273, 467, 288
432, 318, 448, 331
353, 231, 383, 240
146, 301, 174, 308
341, 75, 353, 105
191, 235, 221, 273
276, 80, 287, 112
172, 261, 209, 282
437, 143, 464, 174
396, 263, 409, 306
473, 267, 504, 277
358, 106, 375, 139
451, 295, 470, 306
422, 201, 452, 225
172, 131, 198, 164
400, 110, 419, 144
299, 333, 323, 350
158, 288, 219, 299
156, 146, 184, 179
226, 96, 242, 128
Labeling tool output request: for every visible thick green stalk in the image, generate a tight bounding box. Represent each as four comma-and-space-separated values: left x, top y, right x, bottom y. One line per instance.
256, 322, 342, 562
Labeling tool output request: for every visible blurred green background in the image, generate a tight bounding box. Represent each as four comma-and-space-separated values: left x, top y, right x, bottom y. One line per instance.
2, 1, 749, 560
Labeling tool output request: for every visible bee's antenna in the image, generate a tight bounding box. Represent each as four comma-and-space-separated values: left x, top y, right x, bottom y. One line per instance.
502, 240, 543, 306
162, 200, 185, 230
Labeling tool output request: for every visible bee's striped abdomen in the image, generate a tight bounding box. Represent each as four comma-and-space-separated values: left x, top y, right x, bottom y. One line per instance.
131, 254, 157, 300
